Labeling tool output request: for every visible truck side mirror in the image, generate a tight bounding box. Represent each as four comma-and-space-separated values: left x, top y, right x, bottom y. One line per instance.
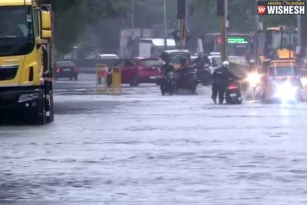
40, 11, 52, 39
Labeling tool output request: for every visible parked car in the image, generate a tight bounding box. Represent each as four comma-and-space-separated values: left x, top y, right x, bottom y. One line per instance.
107, 57, 162, 86
98, 54, 119, 59
55, 61, 78, 81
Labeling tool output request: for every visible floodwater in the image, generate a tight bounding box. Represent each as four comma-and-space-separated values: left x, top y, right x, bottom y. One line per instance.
1, 74, 307, 205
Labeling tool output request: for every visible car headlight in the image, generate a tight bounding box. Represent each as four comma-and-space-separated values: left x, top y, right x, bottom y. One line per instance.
274, 82, 297, 100
18, 93, 39, 103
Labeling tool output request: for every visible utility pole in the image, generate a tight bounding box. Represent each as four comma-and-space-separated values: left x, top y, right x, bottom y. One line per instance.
225, 0, 228, 60
131, 0, 134, 29
297, 0, 301, 57
217, 0, 226, 61
255, 0, 259, 65
185, 0, 188, 48
163, 0, 167, 50
177, 0, 186, 49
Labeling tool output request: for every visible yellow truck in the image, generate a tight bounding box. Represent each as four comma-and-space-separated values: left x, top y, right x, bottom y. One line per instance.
0, 0, 54, 124
258, 26, 297, 64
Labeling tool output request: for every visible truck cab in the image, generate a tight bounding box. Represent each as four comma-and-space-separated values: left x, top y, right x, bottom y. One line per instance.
262, 59, 302, 101
257, 26, 297, 64
0, 0, 54, 124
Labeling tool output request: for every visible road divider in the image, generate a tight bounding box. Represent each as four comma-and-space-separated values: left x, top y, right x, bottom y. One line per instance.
96, 64, 122, 95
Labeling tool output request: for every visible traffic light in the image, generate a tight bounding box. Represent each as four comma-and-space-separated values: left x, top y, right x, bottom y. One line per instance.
217, 0, 224, 16
177, 0, 186, 19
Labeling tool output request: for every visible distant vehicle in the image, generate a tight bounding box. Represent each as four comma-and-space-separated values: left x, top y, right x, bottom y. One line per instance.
160, 49, 191, 70
98, 54, 119, 59
107, 57, 162, 86
203, 33, 253, 60
139, 38, 176, 58
55, 61, 78, 81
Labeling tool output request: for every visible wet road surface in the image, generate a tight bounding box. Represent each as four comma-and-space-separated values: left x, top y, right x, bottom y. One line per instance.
1, 74, 307, 204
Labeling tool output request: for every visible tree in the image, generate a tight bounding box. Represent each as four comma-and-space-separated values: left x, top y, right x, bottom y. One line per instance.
39, 0, 130, 54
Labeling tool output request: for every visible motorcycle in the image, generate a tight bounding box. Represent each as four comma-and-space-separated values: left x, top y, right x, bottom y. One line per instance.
174, 67, 199, 93
245, 72, 263, 100
225, 81, 243, 104
156, 71, 174, 95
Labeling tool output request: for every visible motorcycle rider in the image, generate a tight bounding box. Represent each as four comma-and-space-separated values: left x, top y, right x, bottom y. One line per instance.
212, 61, 241, 104
192, 53, 211, 85
248, 59, 256, 72
192, 53, 210, 68
161, 57, 174, 76
174, 57, 189, 87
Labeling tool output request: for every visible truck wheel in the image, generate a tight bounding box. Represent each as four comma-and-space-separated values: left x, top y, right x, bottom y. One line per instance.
46, 94, 54, 123
34, 95, 46, 125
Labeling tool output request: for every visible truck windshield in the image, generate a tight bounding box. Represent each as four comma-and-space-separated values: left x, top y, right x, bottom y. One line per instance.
0, 6, 34, 57
271, 31, 297, 50
269, 66, 298, 76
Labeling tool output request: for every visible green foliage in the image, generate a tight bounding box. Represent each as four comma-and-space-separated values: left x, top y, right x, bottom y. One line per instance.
38, 0, 130, 54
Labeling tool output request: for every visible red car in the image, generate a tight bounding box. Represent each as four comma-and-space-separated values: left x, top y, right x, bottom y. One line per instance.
108, 57, 162, 86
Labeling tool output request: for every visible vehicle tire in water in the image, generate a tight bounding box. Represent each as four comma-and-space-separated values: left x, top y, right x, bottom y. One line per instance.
190, 86, 197, 93
130, 76, 139, 87
34, 95, 46, 125
161, 88, 165, 95
169, 87, 174, 95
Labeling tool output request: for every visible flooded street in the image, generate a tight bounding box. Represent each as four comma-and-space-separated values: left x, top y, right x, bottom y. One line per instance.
1, 74, 307, 204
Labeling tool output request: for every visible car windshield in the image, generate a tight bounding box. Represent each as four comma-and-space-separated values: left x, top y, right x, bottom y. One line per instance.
169, 53, 190, 65
56, 61, 75, 67
269, 66, 298, 76
139, 60, 161, 67
0, 6, 34, 56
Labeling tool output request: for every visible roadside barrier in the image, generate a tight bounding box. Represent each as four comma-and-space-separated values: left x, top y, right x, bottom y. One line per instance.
96, 64, 108, 92
111, 67, 122, 95
95, 64, 122, 95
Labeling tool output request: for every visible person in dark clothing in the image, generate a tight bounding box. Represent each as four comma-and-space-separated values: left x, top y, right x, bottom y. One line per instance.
192, 53, 210, 69
174, 57, 190, 86
161, 58, 174, 76
212, 61, 241, 104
